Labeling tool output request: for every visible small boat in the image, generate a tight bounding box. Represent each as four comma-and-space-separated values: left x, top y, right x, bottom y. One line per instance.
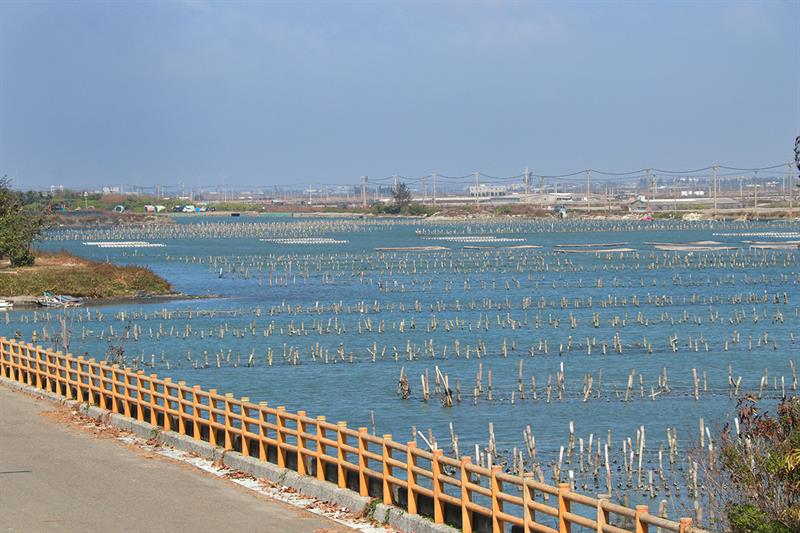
0, 299, 13, 311
36, 292, 83, 308
230, 213, 241, 217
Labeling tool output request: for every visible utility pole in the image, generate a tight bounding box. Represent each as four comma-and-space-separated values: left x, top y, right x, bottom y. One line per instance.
739, 176, 744, 204
524, 167, 530, 196
474, 171, 480, 208
649, 168, 656, 202
432, 173, 437, 207
788, 162, 794, 218
540, 175, 545, 209
672, 177, 677, 212
794, 136, 800, 219
360, 176, 368, 208
753, 171, 759, 220
712, 162, 718, 217
585, 170, 591, 215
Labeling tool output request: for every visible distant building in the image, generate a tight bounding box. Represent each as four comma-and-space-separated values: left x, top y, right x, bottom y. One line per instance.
468, 184, 508, 197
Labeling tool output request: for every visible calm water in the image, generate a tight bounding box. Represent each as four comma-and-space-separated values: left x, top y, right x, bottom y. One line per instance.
11, 216, 800, 511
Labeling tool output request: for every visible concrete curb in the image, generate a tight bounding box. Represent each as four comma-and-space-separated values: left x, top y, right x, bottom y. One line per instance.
0, 377, 457, 533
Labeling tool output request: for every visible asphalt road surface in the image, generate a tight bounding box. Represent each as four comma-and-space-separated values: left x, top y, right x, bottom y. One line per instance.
0, 384, 354, 533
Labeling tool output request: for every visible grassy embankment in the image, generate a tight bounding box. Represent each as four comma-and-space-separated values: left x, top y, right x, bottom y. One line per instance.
0, 251, 172, 299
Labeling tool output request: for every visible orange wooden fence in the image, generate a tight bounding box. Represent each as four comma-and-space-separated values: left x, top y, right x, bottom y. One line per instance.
0, 337, 708, 533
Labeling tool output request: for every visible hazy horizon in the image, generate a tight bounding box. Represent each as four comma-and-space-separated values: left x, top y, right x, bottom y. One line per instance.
1, 1, 798, 190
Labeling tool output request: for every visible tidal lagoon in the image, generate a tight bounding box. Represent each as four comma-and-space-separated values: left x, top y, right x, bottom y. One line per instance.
9, 215, 798, 520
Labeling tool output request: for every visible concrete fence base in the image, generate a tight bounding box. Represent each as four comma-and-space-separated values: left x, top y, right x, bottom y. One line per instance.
0, 376, 457, 533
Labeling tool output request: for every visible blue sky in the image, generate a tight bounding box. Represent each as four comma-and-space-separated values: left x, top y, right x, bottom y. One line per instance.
0, 1, 797, 189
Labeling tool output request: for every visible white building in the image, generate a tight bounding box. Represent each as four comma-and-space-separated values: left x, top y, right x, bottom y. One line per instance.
468, 184, 508, 198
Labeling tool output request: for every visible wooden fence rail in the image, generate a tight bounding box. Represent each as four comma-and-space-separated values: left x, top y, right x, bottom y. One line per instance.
0, 337, 708, 533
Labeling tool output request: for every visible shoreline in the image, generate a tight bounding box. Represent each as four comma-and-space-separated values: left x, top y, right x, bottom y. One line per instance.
4, 292, 219, 307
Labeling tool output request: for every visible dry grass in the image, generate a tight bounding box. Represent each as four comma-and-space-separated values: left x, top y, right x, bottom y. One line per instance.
0, 251, 172, 298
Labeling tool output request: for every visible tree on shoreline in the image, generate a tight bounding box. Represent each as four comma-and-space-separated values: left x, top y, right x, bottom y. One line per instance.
373, 181, 434, 216
391, 182, 412, 211
0, 176, 47, 266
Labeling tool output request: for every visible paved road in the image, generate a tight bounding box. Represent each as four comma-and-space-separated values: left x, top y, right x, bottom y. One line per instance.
0, 384, 353, 533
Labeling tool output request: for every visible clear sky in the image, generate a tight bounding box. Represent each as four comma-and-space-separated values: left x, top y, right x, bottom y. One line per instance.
1, 1, 798, 190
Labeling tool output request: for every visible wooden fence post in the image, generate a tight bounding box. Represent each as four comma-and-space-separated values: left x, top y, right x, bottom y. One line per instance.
62, 354, 72, 400
18, 343, 25, 384
10, 340, 18, 381
16, 342, 23, 382
66, 355, 74, 399
357, 427, 369, 496
74, 357, 85, 403
491, 465, 504, 533
87, 359, 97, 406
0, 338, 7, 379
34, 346, 43, 389
240, 398, 250, 457
224, 393, 234, 450
297, 411, 307, 475
316, 416, 326, 481
461, 457, 473, 533
41, 346, 51, 392
208, 389, 217, 447
162, 378, 172, 432
276, 406, 286, 468
6, 340, 14, 381
122, 368, 132, 417
6, 339, 13, 379
522, 474, 534, 533
17, 343, 26, 385
176, 382, 186, 435
597, 496, 610, 533
192, 386, 201, 439
336, 421, 347, 488
59, 352, 68, 399
558, 482, 571, 533
149, 374, 158, 426
407, 441, 417, 515
382, 434, 393, 505
55, 351, 63, 397
109, 364, 120, 410
32, 345, 41, 389
258, 402, 268, 461
26, 345, 35, 387
1, 339, 9, 379
635, 504, 649, 533
433, 449, 445, 524
135, 371, 145, 421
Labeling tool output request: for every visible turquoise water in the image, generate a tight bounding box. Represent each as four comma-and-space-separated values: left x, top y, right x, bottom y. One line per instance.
12, 216, 800, 510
